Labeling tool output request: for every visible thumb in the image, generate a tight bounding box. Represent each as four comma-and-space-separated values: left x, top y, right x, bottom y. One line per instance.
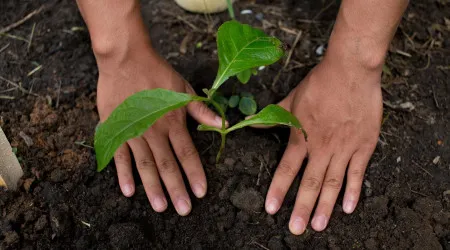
246, 92, 294, 129
185, 83, 228, 129
277, 91, 294, 112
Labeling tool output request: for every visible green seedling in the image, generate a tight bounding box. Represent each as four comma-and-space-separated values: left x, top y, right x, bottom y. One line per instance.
226, 93, 257, 116
94, 21, 307, 171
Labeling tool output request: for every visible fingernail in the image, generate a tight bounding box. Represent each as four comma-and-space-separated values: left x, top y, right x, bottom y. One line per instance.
122, 184, 134, 197
176, 198, 191, 216
192, 183, 206, 198
215, 116, 223, 126
214, 116, 228, 128
343, 200, 356, 214
266, 198, 279, 214
152, 196, 167, 212
289, 217, 306, 235
311, 215, 328, 231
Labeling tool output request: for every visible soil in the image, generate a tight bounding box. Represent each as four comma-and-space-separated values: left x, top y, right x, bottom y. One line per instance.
1, 0, 449, 249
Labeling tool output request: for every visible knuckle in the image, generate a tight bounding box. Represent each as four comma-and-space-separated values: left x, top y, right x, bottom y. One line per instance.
136, 158, 156, 171
196, 103, 211, 117
114, 152, 129, 165
317, 131, 333, 149
178, 145, 198, 161
168, 187, 186, 197
165, 110, 183, 123
277, 161, 297, 178
302, 176, 322, 192
349, 168, 365, 179
146, 183, 162, 193
170, 125, 186, 138
324, 177, 342, 190
158, 158, 178, 175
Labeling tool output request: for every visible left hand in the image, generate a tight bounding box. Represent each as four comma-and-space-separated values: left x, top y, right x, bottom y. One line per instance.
264, 57, 383, 234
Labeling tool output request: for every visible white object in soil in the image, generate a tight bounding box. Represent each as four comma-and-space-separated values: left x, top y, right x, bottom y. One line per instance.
175, 0, 235, 14
0, 127, 23, 190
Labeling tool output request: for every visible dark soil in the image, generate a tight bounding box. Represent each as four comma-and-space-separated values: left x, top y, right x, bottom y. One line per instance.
1, 0, 449, 249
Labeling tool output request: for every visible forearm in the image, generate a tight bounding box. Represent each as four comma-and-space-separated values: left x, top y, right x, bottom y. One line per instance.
325, 0, 409, 71
76, 0, 152, 63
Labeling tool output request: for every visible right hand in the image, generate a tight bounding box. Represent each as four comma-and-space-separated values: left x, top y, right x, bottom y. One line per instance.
95, 43, 223, 216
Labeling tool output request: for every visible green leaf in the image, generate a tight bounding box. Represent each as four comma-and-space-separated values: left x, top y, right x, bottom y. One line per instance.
239, 97, 257, 115
227, 104, 303, 133
228, 95, 240, 108
237, 69, 252, 84
94, 89, 193, 171
213, 95, 229, 112
211, 21, 284, 93
240, 92, 254, 99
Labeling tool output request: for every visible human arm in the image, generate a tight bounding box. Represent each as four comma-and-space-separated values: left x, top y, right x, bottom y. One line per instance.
265, 0, 409, 234
76, 0, 223, 215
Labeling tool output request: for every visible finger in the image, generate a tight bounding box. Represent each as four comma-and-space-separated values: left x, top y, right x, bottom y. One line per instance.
147, 135, 192, 216
185, 83, 227, 129
289, 152, 332, 235
265, 128, 307, 214
128, 138, 167, 212
169, 124, 207, 198
311, 152, 353, 231
114, 143, 135, 197
343, 148, 373, 214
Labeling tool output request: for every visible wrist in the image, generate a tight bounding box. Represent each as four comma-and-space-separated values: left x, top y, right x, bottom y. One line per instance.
82, 0, 154, 68
324, 32, 387, 73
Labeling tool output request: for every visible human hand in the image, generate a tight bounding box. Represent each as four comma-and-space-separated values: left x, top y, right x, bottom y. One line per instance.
265, 57, 383, 234
96, 45, 223, 216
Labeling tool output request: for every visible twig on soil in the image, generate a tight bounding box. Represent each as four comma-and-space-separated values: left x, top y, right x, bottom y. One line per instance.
0, 95, 15, 100
0, 5, 46, 33
296, 19, 321, 24
285, 60, 306, 71
271, 30, 302, 88
412, 160, 433, 178
431, 85, 440, 109
27, 22, 36, 52
394, 49, 412, 58
0, 75, 38, 97
27, 65, 42, 76
256, 157, 265, 186
161, 10, 202, 32
249, 241, 269, 250
283, 31, 303, 69
410, 189, 427, 197
0, 43, 10, 54
75, 141, 93, 149
80, 220, 91, 228
0, 87, 18, 94
279, 25, 298, 35
0, 33, 29, 43
56, 79, 62, 108
201, 133, 215, 155
312, 0, 335, 21
407, 183, 427, 197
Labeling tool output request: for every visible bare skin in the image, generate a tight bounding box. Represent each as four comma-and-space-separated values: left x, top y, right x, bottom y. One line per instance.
264, 0, 409, 234
76, 0, 408, 233
77, 0, 225, 216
